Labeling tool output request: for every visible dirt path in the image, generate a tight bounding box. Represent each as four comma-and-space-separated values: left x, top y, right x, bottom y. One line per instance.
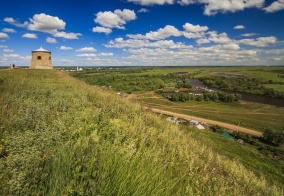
149, 107, 263, 137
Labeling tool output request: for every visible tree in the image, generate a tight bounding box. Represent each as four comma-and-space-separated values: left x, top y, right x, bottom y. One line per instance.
263, 128, 276, 143
179, 93, 189, 102
183, 82, 192, 89
263, 128, 284, 146
195, 94, 203, 101
171, 93, 179, 102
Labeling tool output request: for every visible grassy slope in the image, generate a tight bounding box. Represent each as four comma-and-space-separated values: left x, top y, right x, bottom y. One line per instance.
188, 128, 284, 187
0, 70, 283, 195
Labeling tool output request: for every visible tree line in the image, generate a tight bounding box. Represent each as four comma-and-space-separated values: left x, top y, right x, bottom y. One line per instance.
199, 76, 284, 99
163, 91, 241, 103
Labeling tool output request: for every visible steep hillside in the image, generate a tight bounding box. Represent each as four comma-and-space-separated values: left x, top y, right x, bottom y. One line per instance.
0, 69, 283, 195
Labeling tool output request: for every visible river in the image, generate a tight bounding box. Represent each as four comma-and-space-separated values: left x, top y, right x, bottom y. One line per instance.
187, 79, 284, 107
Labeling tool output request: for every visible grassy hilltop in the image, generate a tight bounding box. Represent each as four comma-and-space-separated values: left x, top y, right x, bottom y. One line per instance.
0, 69, 283, 195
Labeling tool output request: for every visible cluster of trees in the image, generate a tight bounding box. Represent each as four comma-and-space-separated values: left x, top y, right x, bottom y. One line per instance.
262, 88, 284, 98
176, 80, 192, 89
71, 70, 197, 92
263, 128, 284, 146
72, 73, 169, 92
167, 92, 241, 103
200, 76, 284, 99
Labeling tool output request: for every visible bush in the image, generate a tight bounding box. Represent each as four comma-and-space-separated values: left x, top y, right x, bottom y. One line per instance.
263, 128, 284, 146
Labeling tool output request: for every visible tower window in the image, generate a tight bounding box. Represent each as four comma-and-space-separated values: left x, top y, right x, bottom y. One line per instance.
37, 56, 42, 60
49, 57, 51, 60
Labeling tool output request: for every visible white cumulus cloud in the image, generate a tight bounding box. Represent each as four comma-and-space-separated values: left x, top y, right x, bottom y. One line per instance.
46, 37, 57, 43
127, 0, 174, 5
264, 0, 284, 12
94, 9, 136, 30
183, 32, 206, 39
77, 54, 97, 57
27, 13, 65, 34
92, 26, 112, 35
105, 38, 192, 49
241, 33, 257, 37
199, 0, 265, 15
4, 17, 27, 27
22, 33, 38, 39
53, 32, 81, 39
4, 17, 16, 23
127, 25, 182, 40
76, 47, 96, 52
127, 0, 265, 16
3, 54, 22, 58
114, 9, 137, 21
196, 38, 211, 45
138, 8, 149, 13
234, 25, 245, 29
24, 13, 81, 39
0, 32, 9, 39
208, 31, 232, 44
99, 53, 114, 56
3, 49, 14, 52
2, 28, 16, 33
238, 36, 277, 47
183, 23, 209, 32
60, 46, 73, 50
178, 0, 196, 5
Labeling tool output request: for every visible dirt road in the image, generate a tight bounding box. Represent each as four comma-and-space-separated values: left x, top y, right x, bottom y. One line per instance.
149, 107, 263, 137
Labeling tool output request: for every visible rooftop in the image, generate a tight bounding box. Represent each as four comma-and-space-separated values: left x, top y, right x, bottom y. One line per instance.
33, 46, 49, 52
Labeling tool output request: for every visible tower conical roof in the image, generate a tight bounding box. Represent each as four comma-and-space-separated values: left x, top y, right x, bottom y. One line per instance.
33, 46, 49, 52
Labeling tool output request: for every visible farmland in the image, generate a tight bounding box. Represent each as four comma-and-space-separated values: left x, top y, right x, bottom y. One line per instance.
70, 66, 284, 132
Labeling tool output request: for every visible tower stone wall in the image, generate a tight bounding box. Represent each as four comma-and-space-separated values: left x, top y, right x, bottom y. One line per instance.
29, 47, 53, 69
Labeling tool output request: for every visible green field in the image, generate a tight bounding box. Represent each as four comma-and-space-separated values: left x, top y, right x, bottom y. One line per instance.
264, 84, 284, 92
0, 69, 283, 195
133, 92, 284, 132
70, 66, 284, 132
131, 66, 284, 83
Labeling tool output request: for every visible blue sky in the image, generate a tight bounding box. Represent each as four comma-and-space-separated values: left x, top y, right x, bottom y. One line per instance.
0, 0, 284, 67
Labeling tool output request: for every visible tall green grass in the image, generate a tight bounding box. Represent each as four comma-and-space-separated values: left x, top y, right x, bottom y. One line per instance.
0, 69, 283, 195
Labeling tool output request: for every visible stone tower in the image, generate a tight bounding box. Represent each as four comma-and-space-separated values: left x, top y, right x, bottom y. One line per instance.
29, 47, 53, 69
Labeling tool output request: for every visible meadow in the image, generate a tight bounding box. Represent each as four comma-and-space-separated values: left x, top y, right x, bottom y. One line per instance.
70, 66, 284, 132
0, 69, 283, 195
134, 92, 284, 132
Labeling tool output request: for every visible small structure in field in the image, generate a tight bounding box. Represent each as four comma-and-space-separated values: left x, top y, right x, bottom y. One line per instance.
29, 47, 53, 69
222, 132, 234, 140
194, 124, 205, 130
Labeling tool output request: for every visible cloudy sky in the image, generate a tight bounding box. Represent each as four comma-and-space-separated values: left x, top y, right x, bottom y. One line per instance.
0, 0, 284, 67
